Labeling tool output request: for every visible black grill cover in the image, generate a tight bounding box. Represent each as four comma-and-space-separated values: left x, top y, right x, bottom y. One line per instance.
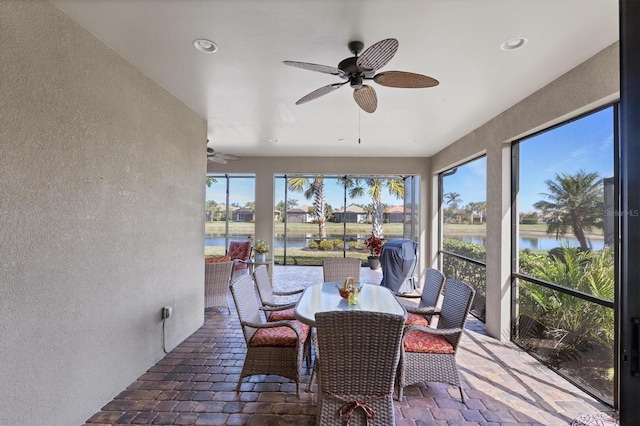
380, 239, 418, 293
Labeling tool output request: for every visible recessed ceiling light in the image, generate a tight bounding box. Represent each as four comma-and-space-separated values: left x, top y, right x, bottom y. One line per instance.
193, 38, 218, 53
500, 37, 527, 51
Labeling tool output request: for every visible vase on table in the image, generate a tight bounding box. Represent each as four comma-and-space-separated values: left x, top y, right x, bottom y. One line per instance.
255, 253, 266, 263
367, 256, 380, 270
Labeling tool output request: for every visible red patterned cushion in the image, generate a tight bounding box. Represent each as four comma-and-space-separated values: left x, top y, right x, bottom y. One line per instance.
205, 255, 231, 264
229, 241, 251, 270
268, 308, 297, 322
405, 313, 429, 326
403, 329, 455, 354
249, 321, 310, 347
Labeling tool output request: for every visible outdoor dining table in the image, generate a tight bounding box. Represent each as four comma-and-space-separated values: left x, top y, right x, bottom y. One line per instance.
294, 282, 407, 327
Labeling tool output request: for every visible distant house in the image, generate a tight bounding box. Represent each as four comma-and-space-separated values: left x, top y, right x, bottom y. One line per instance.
384, 205, 407, 223
287, 205, 311, 223
232, 207, 254, 222
212, 204, 238, 221
333, 205, 367, 223
274, 209, 281, 222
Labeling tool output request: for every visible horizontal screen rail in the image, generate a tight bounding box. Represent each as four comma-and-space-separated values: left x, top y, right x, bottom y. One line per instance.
440, 250, 487, 268
513, 272, 614, 309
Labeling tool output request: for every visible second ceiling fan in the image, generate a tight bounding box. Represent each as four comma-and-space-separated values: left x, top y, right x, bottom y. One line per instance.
283, 38, 439, 113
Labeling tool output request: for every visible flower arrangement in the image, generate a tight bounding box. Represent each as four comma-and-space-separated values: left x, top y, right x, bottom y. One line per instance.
364, 235, 383, 257
254, 239, 269, 254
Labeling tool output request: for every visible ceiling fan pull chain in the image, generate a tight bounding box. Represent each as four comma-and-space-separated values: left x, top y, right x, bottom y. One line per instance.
358, 108, 361, 144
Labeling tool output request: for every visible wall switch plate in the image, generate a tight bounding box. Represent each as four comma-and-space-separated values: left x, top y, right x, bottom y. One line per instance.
161, 306, 172, 320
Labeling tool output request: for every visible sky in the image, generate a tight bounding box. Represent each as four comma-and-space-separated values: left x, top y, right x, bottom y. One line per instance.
206, 106, 614, 212
443, 106, 614, 212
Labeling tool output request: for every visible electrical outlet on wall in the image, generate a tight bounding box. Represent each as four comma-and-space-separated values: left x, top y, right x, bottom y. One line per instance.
161, 306, 172, 320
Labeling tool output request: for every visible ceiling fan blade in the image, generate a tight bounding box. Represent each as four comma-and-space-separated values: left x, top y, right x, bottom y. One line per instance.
218, 153, 240, 161
283, 60, 345, 77
373, 71, 439, 88
295, 82, 346, 105
356, 38, 398, 72
208, 156, 227, 164
353, 85, 377, 113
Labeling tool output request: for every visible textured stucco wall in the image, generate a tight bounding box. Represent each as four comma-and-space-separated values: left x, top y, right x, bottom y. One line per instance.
0, 1, 207, 424
430, 42, 619, 340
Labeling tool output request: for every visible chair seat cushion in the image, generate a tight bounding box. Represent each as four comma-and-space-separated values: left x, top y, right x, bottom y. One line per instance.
268, 308, 297, 322
405, 313, 429, 326
205, 255, 231, 263
403, 330, 455, 354
249, 321, 310, 347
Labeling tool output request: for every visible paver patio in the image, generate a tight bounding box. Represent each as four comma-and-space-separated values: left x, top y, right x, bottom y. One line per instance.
85, 265, 616, 425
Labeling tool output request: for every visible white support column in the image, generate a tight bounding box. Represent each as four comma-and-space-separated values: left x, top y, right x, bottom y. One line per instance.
254, 170, 275, 260
484, 143, 512, 341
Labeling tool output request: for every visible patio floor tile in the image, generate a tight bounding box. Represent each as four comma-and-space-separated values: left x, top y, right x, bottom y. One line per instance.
84, 265, 615, 425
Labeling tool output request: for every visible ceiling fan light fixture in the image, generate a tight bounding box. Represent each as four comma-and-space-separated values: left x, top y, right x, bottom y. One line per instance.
500, 37, 527, 51
193, 38, 218, 53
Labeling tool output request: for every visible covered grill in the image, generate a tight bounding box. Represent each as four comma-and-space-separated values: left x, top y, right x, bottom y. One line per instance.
379, 239, 418, 294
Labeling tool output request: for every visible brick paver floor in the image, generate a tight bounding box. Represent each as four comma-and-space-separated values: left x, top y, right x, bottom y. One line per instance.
85, 265, 617, 425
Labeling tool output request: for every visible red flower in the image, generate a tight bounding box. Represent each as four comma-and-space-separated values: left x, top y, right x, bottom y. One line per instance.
364, 235, 383, 257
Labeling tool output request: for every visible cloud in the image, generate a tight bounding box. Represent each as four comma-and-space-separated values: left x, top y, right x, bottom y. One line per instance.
570, 148, 588, 158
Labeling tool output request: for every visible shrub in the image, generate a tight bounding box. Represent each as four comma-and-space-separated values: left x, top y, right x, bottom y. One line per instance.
332, 239, 344, 250
308, 241, 318, 249
318, 240, 334, 251
518, 246, 614, 350
348, 241, 358, 250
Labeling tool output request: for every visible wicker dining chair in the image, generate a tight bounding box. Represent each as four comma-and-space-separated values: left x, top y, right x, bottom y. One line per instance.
397, 278, 475, 402
229, 274, 310, 394
322, 257, 361, 283
204, 260, 234, 313
395, 268, 446, 326
315, 310, 405, 426
253, 264, 303, 322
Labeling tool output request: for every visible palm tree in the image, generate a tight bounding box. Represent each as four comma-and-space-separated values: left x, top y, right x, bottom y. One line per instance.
444, 192, 463, 210
533, 170, 603, 250
205, 200, 218, 222
288, 176, 327, 238
206, 177, 218, 188
343, 177, 404, 238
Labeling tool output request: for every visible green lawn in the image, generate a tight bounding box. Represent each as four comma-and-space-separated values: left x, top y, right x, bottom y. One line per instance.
205, 221, 405, 236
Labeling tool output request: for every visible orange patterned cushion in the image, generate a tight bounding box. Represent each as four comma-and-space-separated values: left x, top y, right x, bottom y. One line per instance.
249, 321, 310, 347
403, 329, 455, 354
268, 308, 297, 322
205, 255, 231, 264
405, 313, 429, 326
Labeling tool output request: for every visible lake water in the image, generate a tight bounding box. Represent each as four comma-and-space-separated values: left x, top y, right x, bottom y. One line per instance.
204, 233, 390, 249
205, 233, 605, 251
455, 234, 605, 251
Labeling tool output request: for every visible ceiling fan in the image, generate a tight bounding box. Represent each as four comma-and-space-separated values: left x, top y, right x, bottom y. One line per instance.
283, 38, 439, 113
206, 140, 239, 164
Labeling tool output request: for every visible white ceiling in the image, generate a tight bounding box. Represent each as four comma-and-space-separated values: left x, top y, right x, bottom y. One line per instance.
53, 0, 618, 158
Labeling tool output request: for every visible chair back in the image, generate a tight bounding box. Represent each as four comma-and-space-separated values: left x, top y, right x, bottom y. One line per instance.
228, 240, 252, 270
437, 278, 476, 348
253, 264, 274, 304
315, 310, 404, 425
322, 257, 361, 283
420, 268, 445, 308
229, 274, 263, 342
204, 260, 234, 310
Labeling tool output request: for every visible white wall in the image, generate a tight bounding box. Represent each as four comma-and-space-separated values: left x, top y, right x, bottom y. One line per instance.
431, 42, 619, 340
0, 1, 207, 424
